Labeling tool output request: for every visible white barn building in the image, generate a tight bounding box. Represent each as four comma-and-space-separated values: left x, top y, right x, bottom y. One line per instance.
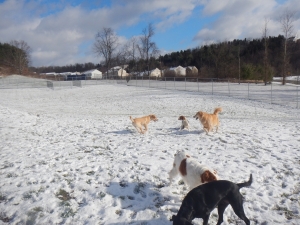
170, 66, 186, 76
84, 69, 102, 79
149, 68, 162, 77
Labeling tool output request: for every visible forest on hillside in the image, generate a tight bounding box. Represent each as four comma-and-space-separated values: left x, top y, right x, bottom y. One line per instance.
1, 35, 299, 83
156, 35, 300, 81
33, 35, 300, 83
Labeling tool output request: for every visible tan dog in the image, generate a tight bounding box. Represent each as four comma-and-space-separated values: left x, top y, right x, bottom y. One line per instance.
129, 114, 158, 134
193, 107, 222, 134
178, 116, 190, 131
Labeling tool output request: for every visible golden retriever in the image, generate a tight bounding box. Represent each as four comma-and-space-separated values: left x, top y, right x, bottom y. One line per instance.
193, 107, 222, 134
129, 114, 158, 134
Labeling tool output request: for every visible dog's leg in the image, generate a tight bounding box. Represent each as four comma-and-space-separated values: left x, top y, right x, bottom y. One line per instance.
216, 201, 229, 225
136, 124, 144, 134
229, 198, 250, 225
202, 214, 210, 225
132, 124, 141, 134
168, 167, 178, 183
180, 124, 183, 130
143, 124, 148, 133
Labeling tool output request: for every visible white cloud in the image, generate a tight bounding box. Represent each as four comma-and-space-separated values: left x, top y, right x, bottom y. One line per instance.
193, 0, 300, 44
0, 0, 299, 67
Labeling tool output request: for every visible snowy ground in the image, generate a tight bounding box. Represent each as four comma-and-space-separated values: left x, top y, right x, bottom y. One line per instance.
0, 81, 300, 225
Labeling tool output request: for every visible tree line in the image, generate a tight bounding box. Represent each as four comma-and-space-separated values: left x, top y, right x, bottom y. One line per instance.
158, 35, 299, 82
0, 40, 31, 75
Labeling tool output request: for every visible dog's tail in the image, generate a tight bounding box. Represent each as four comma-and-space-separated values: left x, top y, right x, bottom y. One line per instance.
213, 107, 222, 115
237, 174, 252, 189
129, 116, 134, 122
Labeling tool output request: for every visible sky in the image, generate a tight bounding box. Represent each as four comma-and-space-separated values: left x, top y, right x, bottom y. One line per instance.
0, 0, 299, 67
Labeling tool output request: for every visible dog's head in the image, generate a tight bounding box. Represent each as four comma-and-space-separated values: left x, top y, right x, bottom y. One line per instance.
193, 111, 203, 120
149, 114, 158, 122
178, 115, 186, 121
174, 150, 190, 160
200, 170, 219, 183
170, 215, 193, 225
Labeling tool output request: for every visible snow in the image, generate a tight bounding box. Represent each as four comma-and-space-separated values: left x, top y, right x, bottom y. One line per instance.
273, 76, 300, 81
0, 79, 300, 225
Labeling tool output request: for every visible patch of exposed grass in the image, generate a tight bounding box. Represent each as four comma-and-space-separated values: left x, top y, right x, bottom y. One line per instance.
56, 189, 76, 218
115, 209, 122, 216
86, 171, 95, 176
0, 212, 10, 223
134, 182, 146, 198
23, 191, 35, 200
0, 193, 6, 203
86, 179, 92, 184
55, 189, 72, 201
97, 192, 106, 199
6, 173, 17, 178
127, 195, 134, 200
119, 181, 128, 188
32, 207, 43, 212
0, 162, 14, 170
273, 204, 300, 220
61, 205, 76, 218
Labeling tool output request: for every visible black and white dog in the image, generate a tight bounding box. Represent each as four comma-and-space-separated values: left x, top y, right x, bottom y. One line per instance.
171, 174, 252, 225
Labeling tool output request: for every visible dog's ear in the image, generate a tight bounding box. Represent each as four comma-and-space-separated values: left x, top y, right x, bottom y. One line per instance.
201, 170, 218, 183
150, 114, 158, 121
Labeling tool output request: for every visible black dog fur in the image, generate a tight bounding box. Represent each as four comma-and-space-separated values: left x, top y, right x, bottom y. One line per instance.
171, 174, 252, 225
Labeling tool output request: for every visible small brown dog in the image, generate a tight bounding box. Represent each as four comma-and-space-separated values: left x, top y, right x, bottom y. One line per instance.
178, 116, 190, 131
193, 107, 222, 134
129, 114, 158, 134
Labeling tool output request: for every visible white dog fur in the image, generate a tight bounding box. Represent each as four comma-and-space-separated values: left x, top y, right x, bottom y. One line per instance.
168, 150, 218, 190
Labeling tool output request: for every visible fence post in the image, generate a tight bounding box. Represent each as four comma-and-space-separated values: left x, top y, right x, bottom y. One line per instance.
165, 77, 166, 89
248, 83, 250, 99
185, 77, 186, 91
211, 79, 214, 96
271, 82, 273, 105
228, 79, 230, 97
297, 86, 299, 109
174, 77, 175, 90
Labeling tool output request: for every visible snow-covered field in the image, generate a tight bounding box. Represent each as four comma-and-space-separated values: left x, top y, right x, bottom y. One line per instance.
0, 79, 299, 225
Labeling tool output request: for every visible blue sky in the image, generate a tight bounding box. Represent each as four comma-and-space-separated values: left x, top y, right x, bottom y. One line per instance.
0, 0, 299, 67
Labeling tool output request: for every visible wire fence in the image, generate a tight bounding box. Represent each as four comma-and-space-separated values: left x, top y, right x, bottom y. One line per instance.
0, 75, 299, 109
113, 76, 300, 109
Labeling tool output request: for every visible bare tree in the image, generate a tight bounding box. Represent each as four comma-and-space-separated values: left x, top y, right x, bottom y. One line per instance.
280, 10, 295, 85
137, 23, 159, 76
262, 17, 270, 85
125, 37, 139, 73
93, 27, 119, 78
7, 40, 31, 74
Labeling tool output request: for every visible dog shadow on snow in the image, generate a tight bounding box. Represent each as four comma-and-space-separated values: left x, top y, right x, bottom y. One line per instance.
167, 127, 202, 135
105, 180, 177, 225
106, 128, 135, 135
